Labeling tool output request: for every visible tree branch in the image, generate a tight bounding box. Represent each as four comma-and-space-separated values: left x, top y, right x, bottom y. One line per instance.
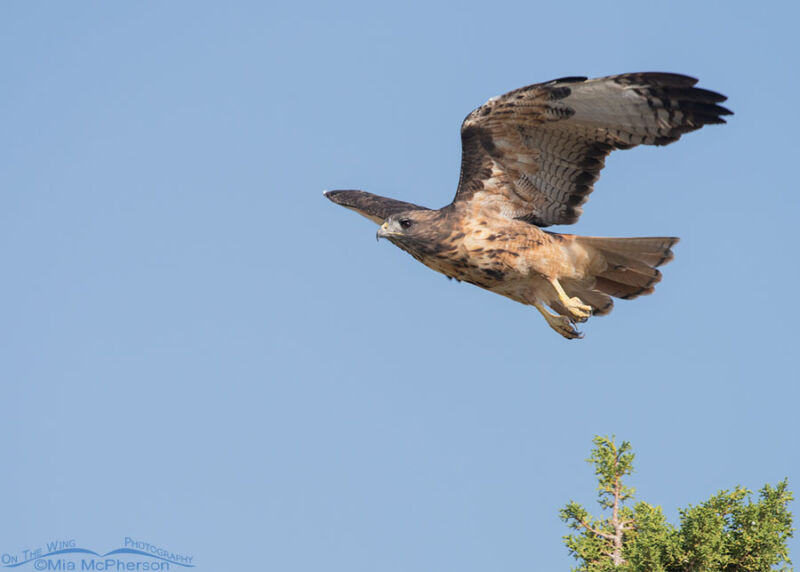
609, 452, 627, 566
576, 517, 614, 542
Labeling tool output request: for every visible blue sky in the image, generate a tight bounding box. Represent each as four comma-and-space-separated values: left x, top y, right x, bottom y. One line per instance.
1, 1, 797, 570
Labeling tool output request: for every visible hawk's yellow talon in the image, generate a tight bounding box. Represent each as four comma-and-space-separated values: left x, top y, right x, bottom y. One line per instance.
534, 303, 584, 340
549, 278, 592, 322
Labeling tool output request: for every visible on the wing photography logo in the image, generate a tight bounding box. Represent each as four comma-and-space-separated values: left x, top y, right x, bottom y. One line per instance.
1, 538, 194, 570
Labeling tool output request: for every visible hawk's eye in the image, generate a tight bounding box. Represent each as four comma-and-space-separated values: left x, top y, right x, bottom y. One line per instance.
399, 218, 413, 229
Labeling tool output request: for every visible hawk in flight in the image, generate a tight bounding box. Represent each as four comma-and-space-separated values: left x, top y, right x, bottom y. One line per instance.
325, 73, 731, 339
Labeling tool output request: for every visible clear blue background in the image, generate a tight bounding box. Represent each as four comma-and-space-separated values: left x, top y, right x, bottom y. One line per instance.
2, 1, 797, 570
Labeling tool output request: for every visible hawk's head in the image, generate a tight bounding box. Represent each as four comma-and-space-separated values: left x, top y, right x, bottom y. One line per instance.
376, 209, 450, 255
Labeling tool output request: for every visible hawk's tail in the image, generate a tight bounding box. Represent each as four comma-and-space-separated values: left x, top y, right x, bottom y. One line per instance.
565, 236, 679, 316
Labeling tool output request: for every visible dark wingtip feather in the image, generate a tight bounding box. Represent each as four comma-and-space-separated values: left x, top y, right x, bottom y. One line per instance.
324, 189, 428, 223
323, 189, 346, 202
547, 76, 589, 85
324, 189, 371, 209
717, 104, 734, 116
616, 72, 699, 87
323, 189, 373, 207
684, 86, 729, 103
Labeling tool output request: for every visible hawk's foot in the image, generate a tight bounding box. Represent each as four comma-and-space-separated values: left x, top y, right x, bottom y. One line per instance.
549, 278, 592, 322
564, 297, 592, 322
534, 303, 584, 340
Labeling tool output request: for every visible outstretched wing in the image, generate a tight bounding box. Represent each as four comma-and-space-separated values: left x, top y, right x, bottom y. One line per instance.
324, 190, 427, 224
454, 73, 732, 226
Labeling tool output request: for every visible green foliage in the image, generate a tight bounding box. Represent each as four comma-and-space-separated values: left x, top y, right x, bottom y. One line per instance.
589, 436, 635, 511
561, 436, 794, 571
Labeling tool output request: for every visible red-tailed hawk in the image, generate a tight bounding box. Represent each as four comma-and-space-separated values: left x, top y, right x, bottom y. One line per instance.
325, 73, 731, 339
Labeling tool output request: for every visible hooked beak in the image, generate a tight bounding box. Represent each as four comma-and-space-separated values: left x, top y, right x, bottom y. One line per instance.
376, 221, 392, 242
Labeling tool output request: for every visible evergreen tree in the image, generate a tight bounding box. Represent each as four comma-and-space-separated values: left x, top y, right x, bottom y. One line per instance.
561, 436, 793, 571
